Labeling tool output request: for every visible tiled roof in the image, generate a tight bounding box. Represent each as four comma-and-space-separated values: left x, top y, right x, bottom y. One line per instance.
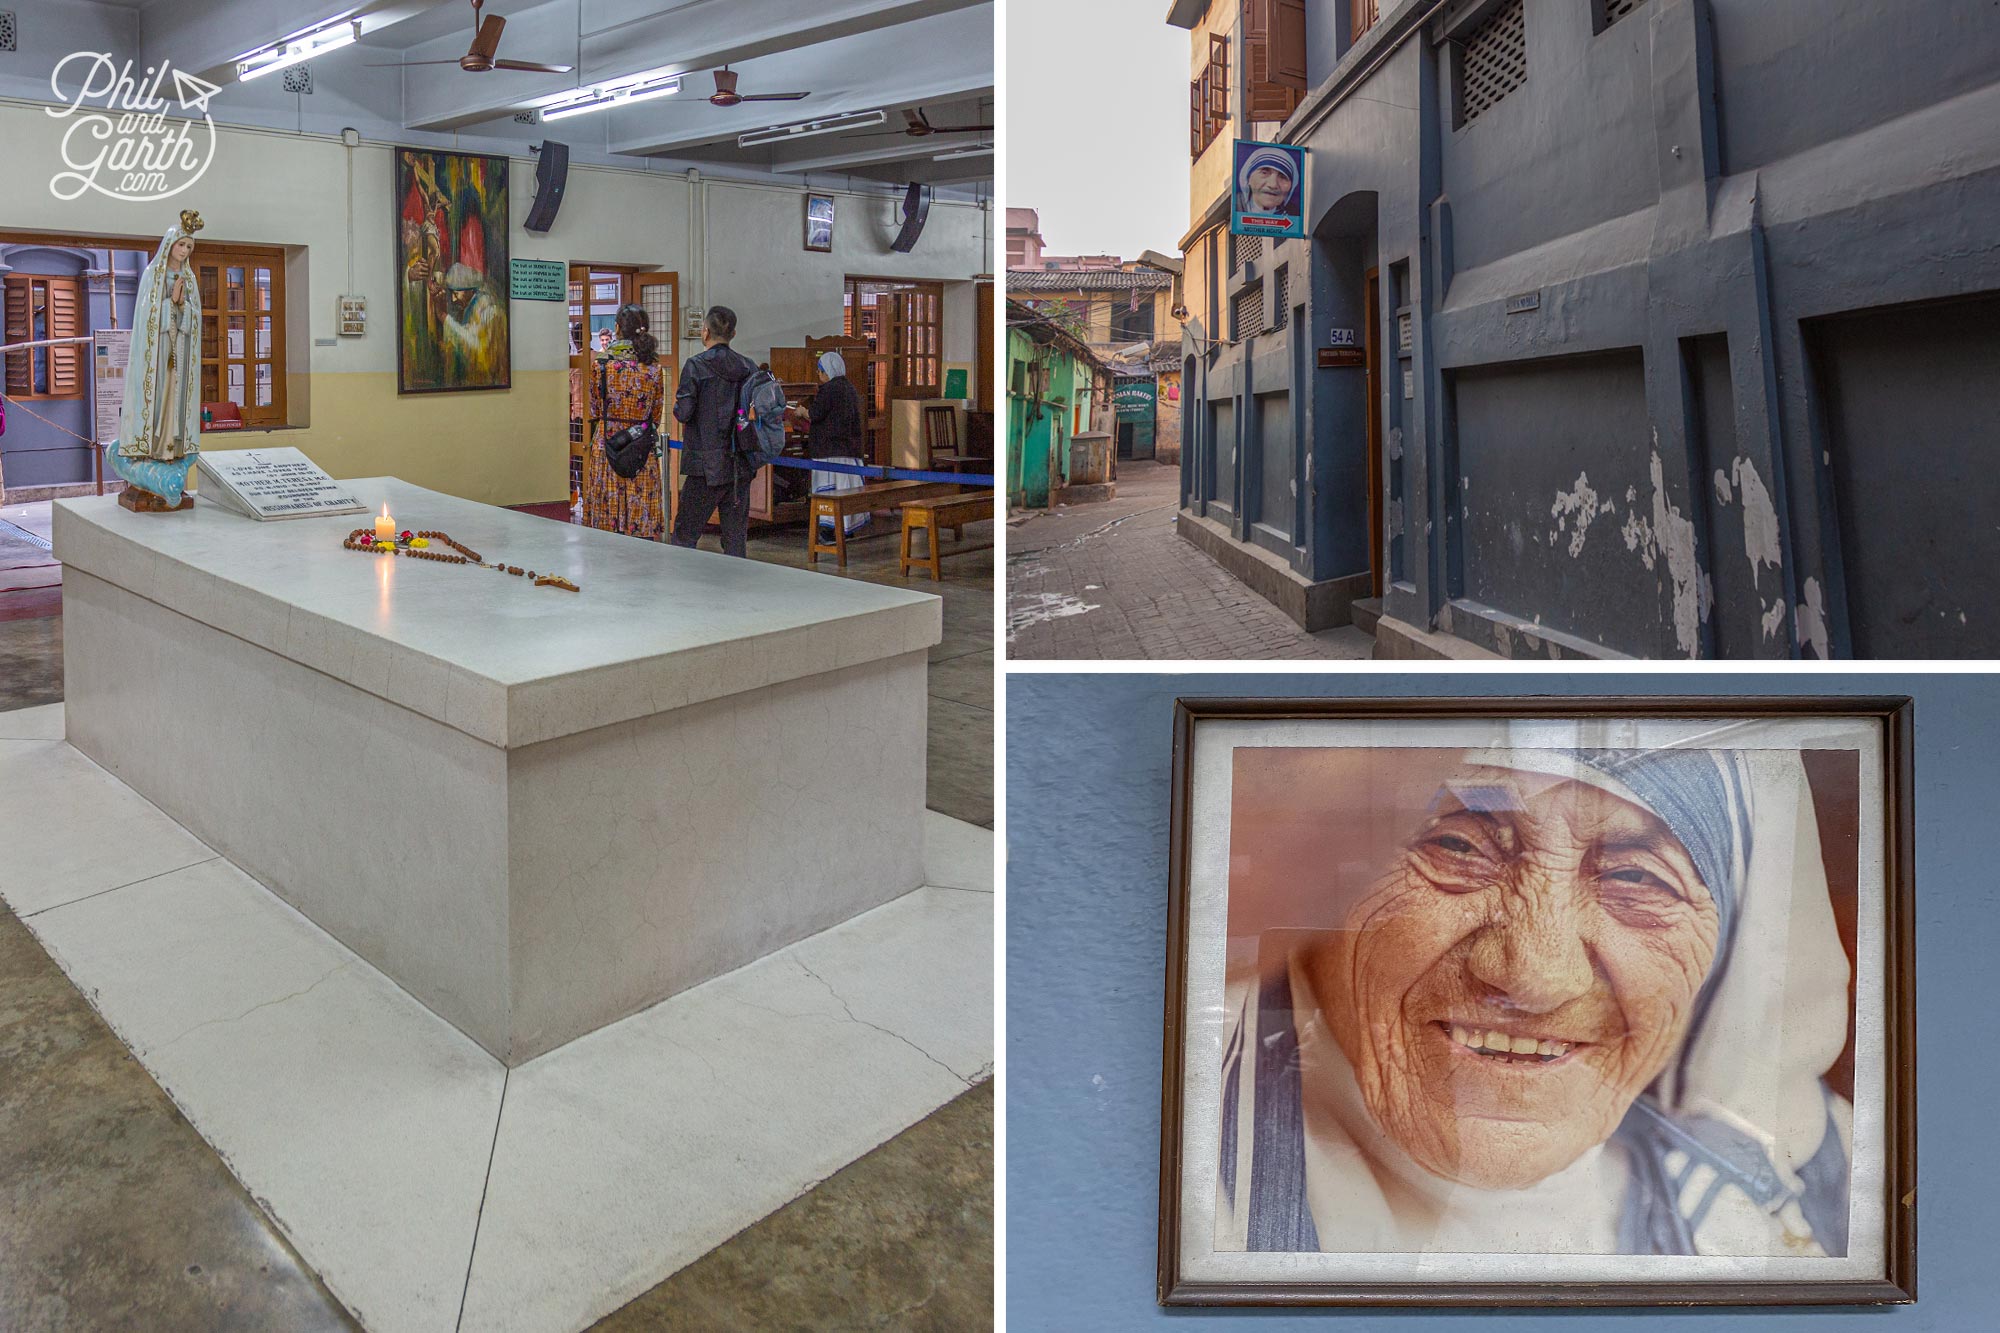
1006, 268, 1174, 292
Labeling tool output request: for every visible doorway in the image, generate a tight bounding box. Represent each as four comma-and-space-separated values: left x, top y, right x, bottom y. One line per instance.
1364, 266, 1383, 598
844, 277, 944, 465
567, 265, 677, 504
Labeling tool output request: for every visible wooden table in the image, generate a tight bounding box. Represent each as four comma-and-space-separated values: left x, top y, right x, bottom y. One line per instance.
808, 479, 965, 568
898, 491, 995, 581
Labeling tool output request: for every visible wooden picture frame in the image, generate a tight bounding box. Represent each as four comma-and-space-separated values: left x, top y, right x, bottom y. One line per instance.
392, 146, 512, 394
805, 194, 836, 253
1159, 696, 1916, 1307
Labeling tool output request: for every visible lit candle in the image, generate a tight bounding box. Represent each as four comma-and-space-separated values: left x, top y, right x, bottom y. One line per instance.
375, 505, 395, 542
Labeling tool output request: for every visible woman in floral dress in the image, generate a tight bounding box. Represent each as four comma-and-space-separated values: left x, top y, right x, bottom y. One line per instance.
583, 304, 667, 538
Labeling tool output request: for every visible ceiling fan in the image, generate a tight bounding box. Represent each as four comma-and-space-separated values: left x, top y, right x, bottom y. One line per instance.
369, 0, 573, 75
707, 67, 809, 106
899, 107, 994, 136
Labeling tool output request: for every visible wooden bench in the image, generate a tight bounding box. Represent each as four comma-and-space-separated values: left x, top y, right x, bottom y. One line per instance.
807, 480, 963, 568
898, 491, 995, 581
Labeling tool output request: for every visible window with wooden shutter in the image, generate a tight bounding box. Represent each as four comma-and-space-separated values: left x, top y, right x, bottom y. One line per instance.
1351, 0, 1380, 43
195, 245, 288, 429
1207, 34, 1229, 130
1, 273, 84, 401
1191, 34, 1231, 159
1243, 0, 1307, 124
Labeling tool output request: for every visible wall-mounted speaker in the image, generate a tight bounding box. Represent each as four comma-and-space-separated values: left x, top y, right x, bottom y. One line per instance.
890, 183, 932, 254
525, 141, 569, 234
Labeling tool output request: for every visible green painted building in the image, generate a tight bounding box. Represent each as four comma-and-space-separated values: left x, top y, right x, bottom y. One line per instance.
1006, 300, 1110, 510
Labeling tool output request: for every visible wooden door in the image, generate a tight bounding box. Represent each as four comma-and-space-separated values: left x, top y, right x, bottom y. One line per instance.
976, 281, 994, 414
1365, 267, 1383, 598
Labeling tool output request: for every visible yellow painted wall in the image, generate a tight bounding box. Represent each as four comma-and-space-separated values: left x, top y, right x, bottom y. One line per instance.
0, 103, 993, 507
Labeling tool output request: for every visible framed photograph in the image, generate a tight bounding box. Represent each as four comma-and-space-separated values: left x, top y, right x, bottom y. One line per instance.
393, 146, 512, 394
1160, 697, 1915, 1307
805, 193, 835, 253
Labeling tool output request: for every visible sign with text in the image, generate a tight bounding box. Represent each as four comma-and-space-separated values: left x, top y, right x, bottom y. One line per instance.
510, 258, 566, 302
1318, 347, 1365, 369
1230, 140, 1306, 239
195, 448, 366, 521
92, 327, 131, 444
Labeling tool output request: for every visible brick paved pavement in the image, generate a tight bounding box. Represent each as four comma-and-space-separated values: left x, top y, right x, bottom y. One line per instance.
1006, 460, 1374, 660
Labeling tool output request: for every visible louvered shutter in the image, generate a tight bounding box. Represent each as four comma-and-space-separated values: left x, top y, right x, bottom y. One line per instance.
1244, 0, 1307, 123
1243, 0, 1270, 84
48, 278, 82, 397
2, 276, 28, 398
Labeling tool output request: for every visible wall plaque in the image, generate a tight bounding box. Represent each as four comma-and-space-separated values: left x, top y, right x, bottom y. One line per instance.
509, 258, 566, 302
1317, 347, 1364, 369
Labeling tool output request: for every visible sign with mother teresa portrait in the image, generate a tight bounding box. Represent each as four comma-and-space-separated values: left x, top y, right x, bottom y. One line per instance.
1158, 697, 1915, 1307
1231, 140, 1307, 240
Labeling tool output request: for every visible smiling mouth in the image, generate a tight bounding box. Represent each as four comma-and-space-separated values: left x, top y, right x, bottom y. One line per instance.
1434, 1021, 1581, 1065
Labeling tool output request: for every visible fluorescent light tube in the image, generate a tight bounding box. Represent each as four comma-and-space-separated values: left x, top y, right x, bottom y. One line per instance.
238, 21, 358, 82
540, 74, 681, 121
737, 110, 886, 148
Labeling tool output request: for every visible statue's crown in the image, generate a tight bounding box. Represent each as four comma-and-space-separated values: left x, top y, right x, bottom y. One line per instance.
178, 209, 206, 236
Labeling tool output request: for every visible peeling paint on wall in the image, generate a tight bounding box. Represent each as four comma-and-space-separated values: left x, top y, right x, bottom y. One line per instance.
1550, 472, 1602, 557
1797, 577, 1831, 659
1732, 457, 1782, 590
1713, 468, 1733, 504
1761, 597, 1787, 640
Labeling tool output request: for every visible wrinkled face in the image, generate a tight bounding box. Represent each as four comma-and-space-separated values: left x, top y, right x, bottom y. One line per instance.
1304, 773, 1720, 1190
1247, 166, 1293, 212
169, 237, 195, 265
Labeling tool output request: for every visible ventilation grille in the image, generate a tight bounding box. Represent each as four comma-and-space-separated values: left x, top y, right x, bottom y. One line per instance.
1235, 233, 1265, 270
0, 12, 17, 52
514, 110, 540, 125
1232, 284, 1265, 341
1272, 265, 1290, 329
281, 63, 312, 94
1458, 0, 1527, 127
1600, 0, 1646, 28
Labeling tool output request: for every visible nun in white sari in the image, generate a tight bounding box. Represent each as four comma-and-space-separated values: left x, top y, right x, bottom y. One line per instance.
1217, 747, 1853, 1258
105, 210, 205, 505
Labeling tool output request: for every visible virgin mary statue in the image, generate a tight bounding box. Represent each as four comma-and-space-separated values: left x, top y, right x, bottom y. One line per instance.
106, 209, 205, 509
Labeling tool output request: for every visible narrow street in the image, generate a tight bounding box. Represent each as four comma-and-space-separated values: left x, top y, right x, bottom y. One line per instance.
1005, 460, 1374, 659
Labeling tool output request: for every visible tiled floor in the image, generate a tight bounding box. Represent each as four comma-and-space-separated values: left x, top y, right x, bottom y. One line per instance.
0, 503, 995, 1331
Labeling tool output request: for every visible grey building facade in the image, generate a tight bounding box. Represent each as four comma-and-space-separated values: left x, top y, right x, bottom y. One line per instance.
1172, 0, 2000, 658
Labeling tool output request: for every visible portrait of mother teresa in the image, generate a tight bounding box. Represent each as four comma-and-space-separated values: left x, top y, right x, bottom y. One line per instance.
1216, 746, 1855, 1259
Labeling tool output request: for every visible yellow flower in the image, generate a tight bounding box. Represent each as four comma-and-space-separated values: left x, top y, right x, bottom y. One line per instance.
410, 537, 430, 549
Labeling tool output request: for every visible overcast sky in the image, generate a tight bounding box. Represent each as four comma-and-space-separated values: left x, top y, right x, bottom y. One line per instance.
1006, 0, 1189, 261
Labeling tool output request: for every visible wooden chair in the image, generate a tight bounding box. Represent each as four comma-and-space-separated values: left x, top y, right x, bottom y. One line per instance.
924, 405, 969, 472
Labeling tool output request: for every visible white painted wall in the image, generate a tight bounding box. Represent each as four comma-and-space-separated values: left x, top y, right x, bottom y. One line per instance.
0, 102, 991, 501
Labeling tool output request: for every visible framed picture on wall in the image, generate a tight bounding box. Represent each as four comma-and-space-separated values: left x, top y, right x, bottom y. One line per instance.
392, 146, 512, 394
805, 194, 836, 253
1159, 697, 1915, 1307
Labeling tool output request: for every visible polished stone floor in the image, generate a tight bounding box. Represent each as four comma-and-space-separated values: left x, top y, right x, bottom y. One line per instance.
0, 507, 993, 1331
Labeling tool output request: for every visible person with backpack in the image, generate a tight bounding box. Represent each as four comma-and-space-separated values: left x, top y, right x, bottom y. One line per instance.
668, 305, 765, 557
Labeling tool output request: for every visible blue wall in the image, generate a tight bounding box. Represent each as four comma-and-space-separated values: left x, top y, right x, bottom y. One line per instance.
1007, 672, 1994, 1331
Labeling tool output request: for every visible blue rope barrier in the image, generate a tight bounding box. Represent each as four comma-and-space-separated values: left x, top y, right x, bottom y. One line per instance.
659, 438, 993, 488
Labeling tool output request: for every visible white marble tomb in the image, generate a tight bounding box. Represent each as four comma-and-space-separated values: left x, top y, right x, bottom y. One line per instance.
54, 478, 941, 1064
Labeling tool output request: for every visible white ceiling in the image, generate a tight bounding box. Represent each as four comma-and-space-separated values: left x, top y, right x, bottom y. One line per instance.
6, 0, 992, 192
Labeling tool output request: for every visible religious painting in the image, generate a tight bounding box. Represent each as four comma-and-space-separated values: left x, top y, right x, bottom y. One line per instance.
394, 147, 511, 394
1159, 697, 1914, 1307
805, 193, 836, 253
